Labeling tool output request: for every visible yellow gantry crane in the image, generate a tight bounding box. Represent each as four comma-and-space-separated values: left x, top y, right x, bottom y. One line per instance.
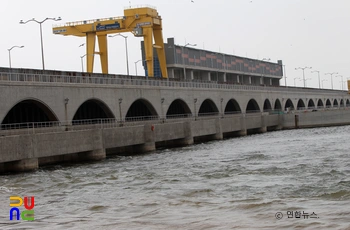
52, 6, 168, 78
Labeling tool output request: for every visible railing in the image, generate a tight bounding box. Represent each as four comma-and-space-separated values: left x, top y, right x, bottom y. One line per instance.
0, 72, 346, 95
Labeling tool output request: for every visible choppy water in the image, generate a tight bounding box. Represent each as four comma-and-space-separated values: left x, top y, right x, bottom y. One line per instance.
1, 126, 350, 229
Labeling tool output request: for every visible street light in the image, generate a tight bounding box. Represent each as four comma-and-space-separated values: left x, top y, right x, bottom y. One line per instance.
305, 78, 312, 87
8, 45, 24, 68
19, 17, 62, 70
311, 70, 321, 89
294, 77, 300, 87
321, 79, 328, 88
325, 72, 338, 90
295, 66, 312, 87
109, 34, 129, 75
134, 60, 142, 76
182, 43, 197, 79
335, 75, 343, 90
79, 43, 85, 72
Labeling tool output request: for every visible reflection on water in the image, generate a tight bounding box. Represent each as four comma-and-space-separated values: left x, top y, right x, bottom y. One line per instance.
1, 126, 350, 229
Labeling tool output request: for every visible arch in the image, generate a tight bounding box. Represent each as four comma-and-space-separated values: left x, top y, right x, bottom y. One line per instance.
2, 99, 58, 126
325, 99, 331, 108
246, 99, 260, 113
198, 99, 219, 116
224, 99, 241, 114
263, 99, 272, 112
285, 99, 294, 111
274, 99, 282, 111
72, 99, 114, 124
125, 98, 158, 120
340, 99, 344, 107
346, 99, 350, 107
333, 99, 339, 107
166, 99, 192, 118
317, 99, 324, 108
307, 99, 315, 109
297, 99, 306, 110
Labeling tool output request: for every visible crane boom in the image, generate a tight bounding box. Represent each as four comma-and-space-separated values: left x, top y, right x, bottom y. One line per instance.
53, 6, 168, 78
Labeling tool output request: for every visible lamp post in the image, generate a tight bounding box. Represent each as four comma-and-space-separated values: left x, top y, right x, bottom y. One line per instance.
8, 45, 24, 68
311, 70, 321, 89
109, 34, 129, 75
325, 72, 338, 90
305, 78, 312, 87
79, 43, 85, 72
283, 65, 287, 87
321, 79, 328, 88
294, 77, 300, 87
182, 43, 196, 79
295, 66, 312, 87
19, 17, 61, 70
335, 75, 343, 90
134, 60, 142, 76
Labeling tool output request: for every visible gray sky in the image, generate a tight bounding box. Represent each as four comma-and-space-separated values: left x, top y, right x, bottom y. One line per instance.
1, 0, 349, 89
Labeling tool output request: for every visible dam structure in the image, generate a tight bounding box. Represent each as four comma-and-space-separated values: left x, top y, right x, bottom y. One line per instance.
1, 6, 350, 173
1, 65, 350, 173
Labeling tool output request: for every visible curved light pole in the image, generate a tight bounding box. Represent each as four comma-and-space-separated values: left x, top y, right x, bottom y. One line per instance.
19, 17, 62, 70
305, 78, 312, 87
8, 45, 24, 68
109, 34, 129, 75
325, 72, 338, 90
295, 66, 312, 87
134, 60, 142, 76
294, 77, 300, 87
321, 79, 328, 88
79, 43, 85, 71
335, 75, 343, 90
311, 70, 321, 89
182, 43, 197, 79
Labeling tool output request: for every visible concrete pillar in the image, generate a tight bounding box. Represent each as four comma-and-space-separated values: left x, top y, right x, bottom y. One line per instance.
133, 124, 156, 153
223, 73, 227, 83
239, 114, 247, 136
80, 149, 106, 161
208, 72, 211, 81
214, 118, 223, 140
259, 114, 267, 133
237, 75, 240, 84
170, 121, 194, 146
5, 158, 38, 172
190, 70, 194, 80
170, 68, 175, 78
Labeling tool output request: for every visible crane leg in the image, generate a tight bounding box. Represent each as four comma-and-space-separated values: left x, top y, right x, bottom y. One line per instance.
98, 35, 109, 74
143, 27, 154, 78
153, 25, 168, 78
86, 33, 96, 73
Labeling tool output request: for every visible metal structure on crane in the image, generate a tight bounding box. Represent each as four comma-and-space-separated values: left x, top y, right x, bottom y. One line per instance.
52, 6, 168, 78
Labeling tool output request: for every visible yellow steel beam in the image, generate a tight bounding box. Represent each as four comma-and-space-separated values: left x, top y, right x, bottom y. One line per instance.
53, 7, 168, 78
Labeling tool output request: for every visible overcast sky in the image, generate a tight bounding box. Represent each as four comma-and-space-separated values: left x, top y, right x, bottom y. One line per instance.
1, 0, 349, 89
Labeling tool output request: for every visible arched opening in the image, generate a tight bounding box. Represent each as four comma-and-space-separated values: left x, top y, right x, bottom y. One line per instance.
307, 99, 315, 109
73, 99, 114, 124
2, 99, 58, 128
274, 99, 282, 111
263, 99, 272, 112
333, 99, 339, 107
297, 99, 306, 110
326, 99, 331, 108
340, 99, 344, 107
166, 99, 191, 118
125, 99, 158, 120
224, 99, 241, 114
346, 99, 350, 107
317, 99, 324, 108
285, 99, 294, 111
198, 99, 219, 116
246, 99, 260, 113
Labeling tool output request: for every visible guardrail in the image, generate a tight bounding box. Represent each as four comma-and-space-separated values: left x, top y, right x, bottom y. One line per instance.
0, 72, 346, 95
